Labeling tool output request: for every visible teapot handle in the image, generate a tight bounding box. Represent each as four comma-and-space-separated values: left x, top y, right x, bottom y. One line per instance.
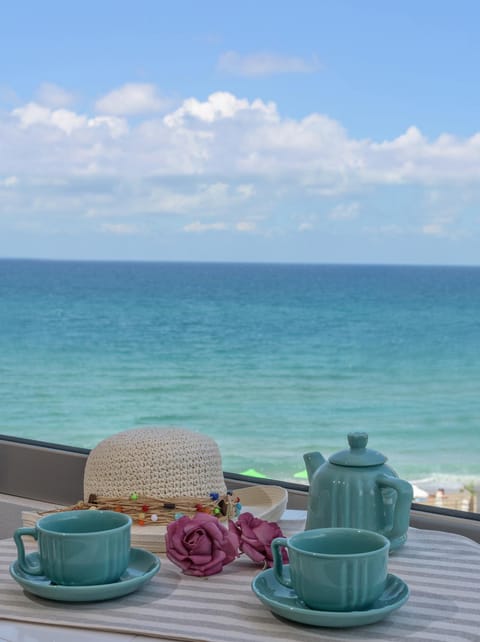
376, 474, 413, 542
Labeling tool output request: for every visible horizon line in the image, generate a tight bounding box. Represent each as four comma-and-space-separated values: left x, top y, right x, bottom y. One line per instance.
1, 256, 480, 269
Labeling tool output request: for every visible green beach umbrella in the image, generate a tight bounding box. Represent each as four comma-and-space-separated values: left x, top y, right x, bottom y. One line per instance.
294, 469, 308, 479
240, 468, 267, 478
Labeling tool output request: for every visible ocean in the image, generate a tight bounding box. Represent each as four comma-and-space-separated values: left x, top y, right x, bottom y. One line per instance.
1, 259, 479, 494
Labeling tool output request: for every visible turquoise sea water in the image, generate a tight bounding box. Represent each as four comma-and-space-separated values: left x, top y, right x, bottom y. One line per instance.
1, 259, 479, 489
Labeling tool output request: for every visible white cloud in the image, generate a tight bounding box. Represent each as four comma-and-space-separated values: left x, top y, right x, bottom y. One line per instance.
164, 91, 276, 127
12, 102, 81, 132
422, 223, 445, 237
101, 223, 140, 235
328, 202, 360, 220
235, 221, 256, 232
83, 181, 257, 219
183, 220, 256, 233
95, 83, 168, 115
236, 184, 255, 198
141, 183, 233, 215
87, 116, 128, 139
375, 126, 426, 150
217, 51, 320, 76
12, 102, 127, 137
8, 88, 480, 186
183, 221, 227, 233
299, 222, 313, 231
366, 224, 405, 237
1, 176, 18, 187
363, 126, 480, 184
35, 83, 75, 108
420, 209, 464, 239
4, 87, 480, 241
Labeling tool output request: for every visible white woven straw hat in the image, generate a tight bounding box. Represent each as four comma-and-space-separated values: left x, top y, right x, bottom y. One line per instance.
84, 426, 227, 501
22, 426, 288, 554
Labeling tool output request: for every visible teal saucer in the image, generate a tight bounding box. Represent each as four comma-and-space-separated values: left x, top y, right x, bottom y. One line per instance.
251, 569, 409, 628
9, 547, 160, 602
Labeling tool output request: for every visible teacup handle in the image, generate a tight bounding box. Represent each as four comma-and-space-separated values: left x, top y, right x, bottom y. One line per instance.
271, 537, 292, 588
13, 527, 43, 576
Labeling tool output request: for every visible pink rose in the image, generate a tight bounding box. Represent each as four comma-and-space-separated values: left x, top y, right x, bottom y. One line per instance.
229, 512, 288, 567
166, 512, 238, 576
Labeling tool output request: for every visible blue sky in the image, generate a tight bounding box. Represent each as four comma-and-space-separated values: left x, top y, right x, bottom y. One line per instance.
1, 0, 480, 264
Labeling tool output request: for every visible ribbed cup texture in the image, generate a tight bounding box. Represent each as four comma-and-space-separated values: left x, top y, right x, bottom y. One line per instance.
289, 540, 388, 611
38, 528, 130, 586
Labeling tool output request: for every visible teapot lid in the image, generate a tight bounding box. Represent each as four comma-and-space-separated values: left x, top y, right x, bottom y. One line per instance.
329, 432, 387, 467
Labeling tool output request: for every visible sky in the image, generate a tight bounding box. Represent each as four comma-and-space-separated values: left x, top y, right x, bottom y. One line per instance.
1, 0, 480, 265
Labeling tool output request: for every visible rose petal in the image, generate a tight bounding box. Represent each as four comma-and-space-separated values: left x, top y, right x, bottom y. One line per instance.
241, 541, 266, 564
166, 549, 190, 571
197, 548, 227, 574
185, 530, 214, 555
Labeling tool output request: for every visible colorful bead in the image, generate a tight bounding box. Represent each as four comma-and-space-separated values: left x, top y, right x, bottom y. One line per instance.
130, 492, 139, 500
138, 512, 145, 520
151, 513, 158, 522
175, 512, 184, 520
209, 492, 219, 501
213, 507, 221, 515
138, 519, 145, 526
142, 504, 149, 512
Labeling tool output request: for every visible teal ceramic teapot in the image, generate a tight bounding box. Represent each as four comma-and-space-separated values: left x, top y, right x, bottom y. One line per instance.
304, 432, 413, 550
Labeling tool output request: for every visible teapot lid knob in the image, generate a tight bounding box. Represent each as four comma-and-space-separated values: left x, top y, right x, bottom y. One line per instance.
329, 431, 387, 467
348, 432, 368, 450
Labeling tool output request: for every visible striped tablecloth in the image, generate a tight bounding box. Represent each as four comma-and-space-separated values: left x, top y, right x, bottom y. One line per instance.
0, 521, 479, 642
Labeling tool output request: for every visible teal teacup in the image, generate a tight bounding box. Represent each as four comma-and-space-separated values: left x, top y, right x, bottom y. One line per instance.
14, 510, 132, 586
271, 527, 389, 611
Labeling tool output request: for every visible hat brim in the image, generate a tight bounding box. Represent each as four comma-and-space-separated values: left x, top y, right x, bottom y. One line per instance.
22, 485, 288, 554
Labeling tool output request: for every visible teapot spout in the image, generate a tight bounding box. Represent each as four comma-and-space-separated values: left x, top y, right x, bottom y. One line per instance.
303, 451, 326, 483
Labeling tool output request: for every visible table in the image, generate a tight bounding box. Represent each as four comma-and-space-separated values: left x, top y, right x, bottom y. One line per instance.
0, 512, 479, 642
